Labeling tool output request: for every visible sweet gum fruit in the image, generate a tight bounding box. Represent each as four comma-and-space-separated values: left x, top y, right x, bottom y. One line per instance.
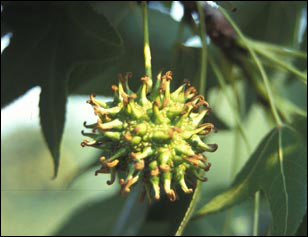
82, 71, 217, 201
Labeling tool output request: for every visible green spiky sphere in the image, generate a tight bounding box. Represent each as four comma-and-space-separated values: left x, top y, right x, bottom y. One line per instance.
81, 71, 217, 201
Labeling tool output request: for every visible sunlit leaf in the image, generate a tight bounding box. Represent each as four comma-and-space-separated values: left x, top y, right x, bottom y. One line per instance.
195, 125, 307, 236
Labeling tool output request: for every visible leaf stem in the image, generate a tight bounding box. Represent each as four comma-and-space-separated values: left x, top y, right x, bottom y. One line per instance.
142, 1, 152, 79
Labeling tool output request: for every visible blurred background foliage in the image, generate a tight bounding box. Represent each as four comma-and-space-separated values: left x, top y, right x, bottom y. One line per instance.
1, 1, 307, 236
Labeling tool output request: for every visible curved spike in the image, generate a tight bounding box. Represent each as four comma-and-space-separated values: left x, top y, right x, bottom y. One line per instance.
179, 177, 193, 193
189, 135, 218, 152
175, 164, 193, 193
189, 110, 209, 127
124, 72, 133, 95
133, 123, 148, 136
150, 71, 162, 100
180, 130, 196, 140
99, 156, 120, 168
166, 104, 186, 119
162, 71, 172, 99
150, 175, 160, 200
101, 131, 121, 141
111, 85, 121, 102
135, 160, 145, 170
152, 101, 165, 124
149, 160, 160, 176
123, 132, 132, 141
137, 77, 151, 105
81, 139, 100, 147
118, 79, 128, 101
123, 163, 136, 183
96, 119, 124, 131
118, 73, 133, 95
183, 156, 204, 168
141, 76, 153, 93
106, 168, 116, 185
163, 171, 177, 201
158, 150, 172, 171
95, 166, 110, 176
105, 159, 119, 168
127, 100, 144, 119
184, 86, 197, 99
192, 169, 208, 182
190, 95, 207, 108
121, 172, 141, 194
87, 93, 108, 108
130, 147, 153, 160
194, 98, 209, 109
162, 97, 170, 108
81, 130, 100, 140
121, 92, 129, 106
203, 162, 211, 171
93, 106, 121, 117
174, 141, 195, 156
194, 123, 215, 135
152, 130, 172, 142
104, 147, 128, 163
175, 103, 195, 127
171, 83, 186, 103
83, 121, 97, 129
131, 136, 142, 145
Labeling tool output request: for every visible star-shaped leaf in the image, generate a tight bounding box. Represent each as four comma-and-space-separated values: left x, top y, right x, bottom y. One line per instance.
1, 2, 123, 177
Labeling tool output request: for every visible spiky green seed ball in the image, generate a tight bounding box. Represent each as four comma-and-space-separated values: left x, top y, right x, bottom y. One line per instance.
82, 71, 217, 201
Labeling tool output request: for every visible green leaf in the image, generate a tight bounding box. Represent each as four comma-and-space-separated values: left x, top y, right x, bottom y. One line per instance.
1, 2, 123, 177
194, 125, 307, 236
39, 82, 67, 178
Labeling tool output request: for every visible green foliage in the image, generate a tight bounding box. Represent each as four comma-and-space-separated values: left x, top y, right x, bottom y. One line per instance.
54, 186, 149, 236
1, 1, 307, 236
194, 125, 307, 235
1, 2, 123, 176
